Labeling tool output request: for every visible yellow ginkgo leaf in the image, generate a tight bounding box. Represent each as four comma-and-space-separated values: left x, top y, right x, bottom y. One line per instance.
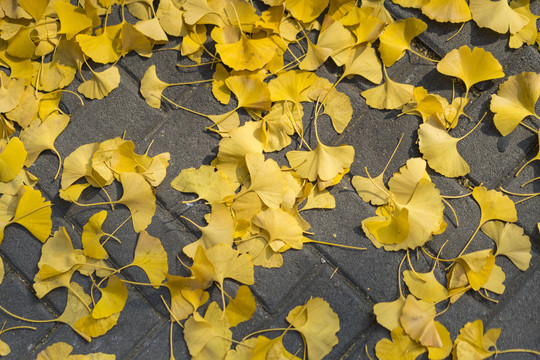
156, 0, 187, 37
92, 275, 128, 319
373, 295, 407, 331
20, 113, 70, 169
490, 72, 540, 136
134, 17, 168, 43
392, 0, 427, 9
341, 44, 383, 83
252, 207, 304, 251
245, 153, 286, 209
139, 65, 171, 109
61, 142, 100, 190
427, 321, 453, 360
472, 186, 517, 226
403, 269, 449, 304
453, 320, 499, 360
0, 168, 37, 196
77, 66, 121, 100
225, 285, 256, 327
361, 68, 414, 109
214, 121, 264, 183
75, 311, 120, 339
481, 221, 531, 271
0, 137, 27, 182
184, 302, 232, 360
235, 235, 283, 269
260, 102, 300, 152
375, 326, 427, 360
162, 274, 209, 320
115, 172, 156, 233
418, 114, 471, 177
37, 227, 85, 280
286, 140, 354, 182
216, 35, 278, 71
36, 342, 115, 359
344, 7, 386, 44
301, 185, 336, 210
399, 295, 442, 348
482, 263, 506, 295
76, 25, 122, 64
508, 0, 539, 48
171, 165, 237, 204
307, 77, 353, 133
11, 186, 52, 243
437, 46, 504, 93
131, 231, 168, 287
212, 63, 231, 104
225, 74, 271, 111
286, 297, 340, 360
285, 0, 330, 23
0, 73, 25, 113
470, 0, 529, 34
54, 1, 93, 40
81, 210, 111, 260
378, 18, 427, 67
361, 0, 394, 24
205, 244, 255, 287
455, 249, 496, 291
182, 202, 235, 258
352, 172, 390, 206
421, 0, 471, 23
401, 87, 448, 123
268, 70, 318, 105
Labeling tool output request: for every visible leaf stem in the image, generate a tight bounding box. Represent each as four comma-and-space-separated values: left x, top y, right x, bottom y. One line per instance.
303, 239, 366, 250
456, 222, 481, 257
442, 198, 459, 227
496, 349, 540, 356
409, 49, 439, 63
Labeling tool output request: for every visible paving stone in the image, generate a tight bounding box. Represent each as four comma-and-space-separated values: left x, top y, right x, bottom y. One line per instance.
485, 261, 540, 359
27, 287, 164, 359
0, 273, 57, 359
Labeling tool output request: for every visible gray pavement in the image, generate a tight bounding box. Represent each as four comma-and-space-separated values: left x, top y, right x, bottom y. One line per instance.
1, 1, 540, 359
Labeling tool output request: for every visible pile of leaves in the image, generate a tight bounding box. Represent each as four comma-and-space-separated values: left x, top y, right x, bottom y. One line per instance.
0, 0, 539, 359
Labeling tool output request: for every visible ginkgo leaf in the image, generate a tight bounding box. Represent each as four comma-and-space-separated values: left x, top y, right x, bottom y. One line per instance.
508, 0, 539, 48
301, 185, 336, 210
472, 186, 517, 226
54, 2, 93, 40
490, 72, 540, 136
36, 342, 115, 359
244, 153, 286, 209
92, 275, 128, 319
378, 18, 427, 67
171, 165, 237, 204
184, 302, 232, 360
134, 18, 168, 43
131, 231, 168, 287
470, 0, 529, 34
252, 207, 304, 251
375, 326, 427, 360
225, 285, 256, 327
344, 7, 386, 44
403, 269, 448, 304
286, 140, 354, 182
117, 172, 156, 233
437, 46, 504, 93
455, 249, 496, 291
285, 0, 330, 23
428, 321, 453, 360
260, 102, 299, 152
268, 70, 318, 105
361, 68, 414, 109
482, 263, 505, 295
373, 295, 406, 331
81, 210, 110, 260
401, 87, 448, 123
0, 137, 27, 182
77, 66, 121, 100
205, 243, 254, 286
453, 319, 499, 360
362, 0, 394, 24
216, 35, 278, 71
75, 311, 120, 339
10, 186, 52, 243
76, 25, 122, 64
140, 65, 171, 109
286, 297, 340, 360
37, 227, 85, 280
235, 235, 284, 268
421, 0, 471, 23
225, 74, 271, 111
212, 63, 231, 104
399, 295, 442, 347
214, 121, 264, 183
162, 274, 209, 321
20, 114, 70, 168
481, 221, 531, 270
0, 74, 25, 113
183, 202, 235, 258
18, 0, 47, 20
307, 77, 353, 133
341, 44, 383, 83
157, 0, 187, 37
55, 282, 93, 341
418, 114, 470, 177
